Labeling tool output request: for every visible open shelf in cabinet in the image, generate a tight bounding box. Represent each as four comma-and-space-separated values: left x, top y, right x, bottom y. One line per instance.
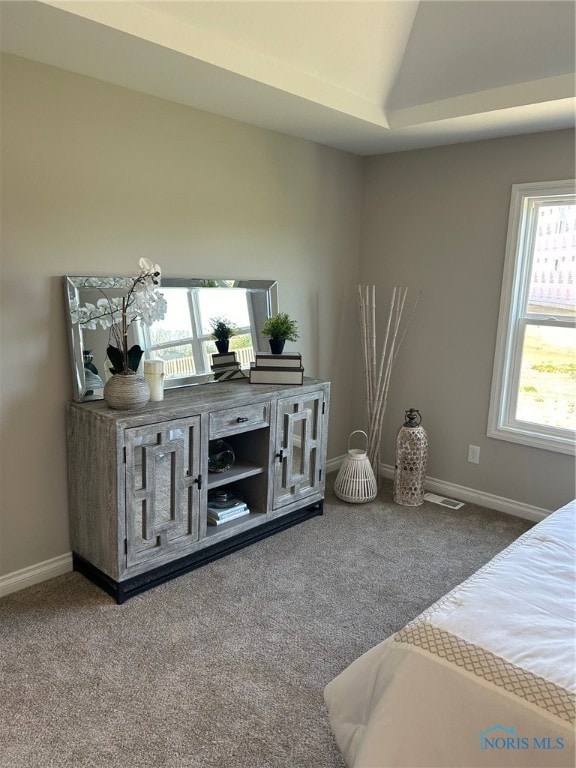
206, 471, 268, 531
204, 510, 266, 538
206, 461, 264, 490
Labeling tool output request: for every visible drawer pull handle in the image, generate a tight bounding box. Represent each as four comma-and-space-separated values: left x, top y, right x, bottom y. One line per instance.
236, 416, 249, 423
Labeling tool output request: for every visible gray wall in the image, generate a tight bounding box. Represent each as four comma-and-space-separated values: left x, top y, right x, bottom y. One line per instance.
1, 52, 573, 581
358, 129, 575, 511
0, 54, 362, 576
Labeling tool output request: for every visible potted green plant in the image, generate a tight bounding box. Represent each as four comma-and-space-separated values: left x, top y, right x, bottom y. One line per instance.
261, 312, 299, 354
209, 316, 238, 353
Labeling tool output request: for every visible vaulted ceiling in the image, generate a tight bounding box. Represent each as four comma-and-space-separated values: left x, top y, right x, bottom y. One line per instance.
1, 0, 574, 155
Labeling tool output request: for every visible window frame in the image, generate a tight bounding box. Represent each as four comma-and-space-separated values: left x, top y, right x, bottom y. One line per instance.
141, 287, 253, 376
487, 179, 576, 455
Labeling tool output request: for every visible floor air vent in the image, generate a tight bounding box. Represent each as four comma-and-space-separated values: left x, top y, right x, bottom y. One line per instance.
424, 493, 465, 509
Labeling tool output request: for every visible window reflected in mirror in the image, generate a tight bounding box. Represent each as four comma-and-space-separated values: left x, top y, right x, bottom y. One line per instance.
144, 287, 256, 380
63, 276, 278, 401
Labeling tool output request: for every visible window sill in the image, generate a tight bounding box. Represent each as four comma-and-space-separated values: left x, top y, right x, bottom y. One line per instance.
487, 423, 575, 455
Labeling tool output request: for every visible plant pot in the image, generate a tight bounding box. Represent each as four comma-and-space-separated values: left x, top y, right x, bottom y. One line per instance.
269, 339, 285, 354
103, 374, 150, 410
215, 340, 229, 354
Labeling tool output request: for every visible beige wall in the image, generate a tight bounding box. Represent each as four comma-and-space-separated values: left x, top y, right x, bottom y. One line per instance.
0, 54, 363, 576
358, 129, 576, 511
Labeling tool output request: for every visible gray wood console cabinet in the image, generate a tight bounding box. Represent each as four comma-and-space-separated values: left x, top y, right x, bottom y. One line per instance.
67, 378, 330, 602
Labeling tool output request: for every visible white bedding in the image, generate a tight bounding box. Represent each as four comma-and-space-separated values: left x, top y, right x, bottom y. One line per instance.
324, 500, 576, 768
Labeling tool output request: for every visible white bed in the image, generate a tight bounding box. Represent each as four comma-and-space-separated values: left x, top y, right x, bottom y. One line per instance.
324, 499, 576, 768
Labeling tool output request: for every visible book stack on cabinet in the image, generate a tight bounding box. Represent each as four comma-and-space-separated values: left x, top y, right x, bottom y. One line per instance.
207, 491, 250, 526
249, 353, 304, 385
210, 352, 246, 380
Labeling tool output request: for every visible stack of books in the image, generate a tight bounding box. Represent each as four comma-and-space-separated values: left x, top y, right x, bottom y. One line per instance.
210, 352, 247, 381
207, 492, 250, 526
249, 352, 304, 385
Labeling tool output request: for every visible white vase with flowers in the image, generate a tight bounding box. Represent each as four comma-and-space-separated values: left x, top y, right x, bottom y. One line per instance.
70, 259, 167, 409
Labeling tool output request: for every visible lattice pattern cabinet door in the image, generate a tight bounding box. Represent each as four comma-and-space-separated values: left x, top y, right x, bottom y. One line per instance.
125, 416, 202, 567
273, 391, 326, 508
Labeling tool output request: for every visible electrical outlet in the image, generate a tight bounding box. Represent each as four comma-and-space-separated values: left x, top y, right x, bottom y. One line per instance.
468, 445, 481, 464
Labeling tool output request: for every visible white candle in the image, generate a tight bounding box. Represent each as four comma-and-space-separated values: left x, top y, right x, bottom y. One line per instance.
144, 359, 165, 401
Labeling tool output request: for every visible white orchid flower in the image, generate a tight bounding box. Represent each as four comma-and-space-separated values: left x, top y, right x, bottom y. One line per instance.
138, 258, 160, 277
138, 257, 154, 275
100, 315, 115, 329
73, 261, 165, 378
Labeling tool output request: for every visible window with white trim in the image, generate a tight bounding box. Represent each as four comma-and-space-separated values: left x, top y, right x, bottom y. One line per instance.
488, 180, 576, 455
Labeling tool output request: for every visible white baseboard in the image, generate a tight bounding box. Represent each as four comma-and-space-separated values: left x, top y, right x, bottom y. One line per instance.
0, 552, 73, 599
328, 454, 550, 522
0, 460, 550, 598
378, 463, 550, 522
326, 455, 344, 474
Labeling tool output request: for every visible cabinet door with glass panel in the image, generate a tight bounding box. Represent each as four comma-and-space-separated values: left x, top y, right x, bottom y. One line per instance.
124, 416, 202, 567
273, 391, 327, 508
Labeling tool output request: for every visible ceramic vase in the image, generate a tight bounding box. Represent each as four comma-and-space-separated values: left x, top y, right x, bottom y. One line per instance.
103, 374, 150, 410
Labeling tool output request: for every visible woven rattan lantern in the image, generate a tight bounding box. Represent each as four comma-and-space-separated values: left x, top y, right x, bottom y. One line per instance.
334, 430, 377, 504
393, 409, 428, 507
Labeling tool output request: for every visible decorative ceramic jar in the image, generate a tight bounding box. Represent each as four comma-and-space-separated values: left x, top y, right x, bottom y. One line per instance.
103, 374, 150, 410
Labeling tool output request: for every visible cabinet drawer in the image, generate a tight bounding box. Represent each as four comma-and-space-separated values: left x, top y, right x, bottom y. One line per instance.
210, 401, 270, 437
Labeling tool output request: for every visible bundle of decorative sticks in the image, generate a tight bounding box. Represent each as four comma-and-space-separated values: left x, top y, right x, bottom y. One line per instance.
357, 284, 420, 475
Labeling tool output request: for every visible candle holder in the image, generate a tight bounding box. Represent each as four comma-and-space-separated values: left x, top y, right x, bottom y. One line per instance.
394, 409, 428, 506
143, 359, 165, 402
